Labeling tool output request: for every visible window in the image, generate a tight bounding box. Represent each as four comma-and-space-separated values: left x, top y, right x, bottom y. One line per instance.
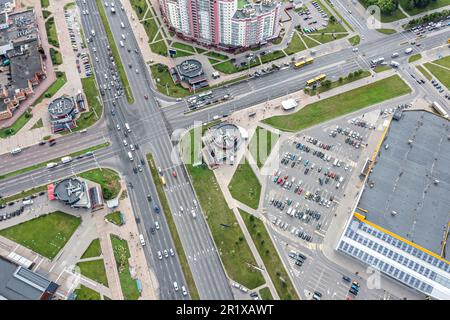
399, 271, 405, 279
419, 266, 425, 274
387, 250, 393, 258
398, 255, 404, 263
383, 248, 389, 256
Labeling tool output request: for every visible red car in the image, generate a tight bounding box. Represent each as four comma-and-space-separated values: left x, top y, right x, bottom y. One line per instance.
172, 170, 177, 177
277, 178, 283, 184
297, 188, 303, 195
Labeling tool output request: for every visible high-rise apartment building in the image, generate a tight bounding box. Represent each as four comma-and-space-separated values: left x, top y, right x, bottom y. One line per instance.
159, 0, 280, 49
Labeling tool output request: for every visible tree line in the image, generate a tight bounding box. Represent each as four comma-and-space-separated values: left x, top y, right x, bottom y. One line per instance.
360, 0, 440, 14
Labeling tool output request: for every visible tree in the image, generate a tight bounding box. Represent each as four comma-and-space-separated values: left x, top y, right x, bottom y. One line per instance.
329, 15, 337, 24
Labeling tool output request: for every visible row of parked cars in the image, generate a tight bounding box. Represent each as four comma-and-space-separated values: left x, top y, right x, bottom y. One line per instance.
0, 205, 24, 221
288, 250, 308, 267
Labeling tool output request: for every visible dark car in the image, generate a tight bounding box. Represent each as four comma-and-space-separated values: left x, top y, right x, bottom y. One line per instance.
154, 205, 160, 213
133, 167, 138, 174
39, 141, 46, 145
342, 275, 351, 283
147, 195, 152, 202
39, 191, 46, 196
0, 204, 6, 209
140, 159, 145, 166
150, 227, 155, 235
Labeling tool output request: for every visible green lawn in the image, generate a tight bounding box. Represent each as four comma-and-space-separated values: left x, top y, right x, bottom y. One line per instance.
373, 65, 391, 73
301, 34, 320, 48
0, 110, 32, 139
348, 35, 361, 46
424, 62, 450, 89
416, 65, 432, 80
261, 50, 286, 64
248, 127, 279, 169
77, 259, 109, 287
376, 28, 397, 35
228, 163, 261, 210
96, 0, 134, 104
186, 160, 265, 289
74, 284, 101, 300
259, 287, 274, 300
63, 2, 76, 10
172, 42, 195, 53
106, 211, 123, 226
264, 75, 411, 132
30, 118, 43, 130
357, 0, 406, 22
81, 238, 102, 259
110, 234, 140, 300
284, 33, 307, 56
74, 76, 103, 132
213, 58, 261, 74
307, 70, 371, 96
399, 0, 450, 16
172, 50, 194, 58
0, 211, 80, 260
240, 210, 299, 299
33, 71, 67, 106
50, 48, 63, 65
408, 53, 422, 63
45, 17, 59, 48
40, 0, 49, 8
308, 33, 348, 44
146, 153, 200, 299
143, 18, 158, 43
149, 40, 168, 56
130, 0, 148, 20
150, 63, 190, 97
79, 168, 121, 200
42, 10, 51, 19
432, 55, 450, 69
0, 142, 110, 181
195, 47, 207, 54
206, 52, 229, 61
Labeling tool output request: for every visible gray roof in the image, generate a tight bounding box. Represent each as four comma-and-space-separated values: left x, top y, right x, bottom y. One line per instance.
9, 39, 43, 89
358, 110, 450, 257
0, 258, 53, 300
54, 178, 86, 205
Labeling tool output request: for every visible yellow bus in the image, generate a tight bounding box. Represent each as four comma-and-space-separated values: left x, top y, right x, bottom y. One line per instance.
294, 61, 306, 69
294, 57, 314, 69
306, 74, 326, 86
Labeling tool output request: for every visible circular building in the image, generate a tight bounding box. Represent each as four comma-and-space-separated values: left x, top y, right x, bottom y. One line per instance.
53, 178, 87, 206
48, 96, 76, 119
175, 59, 208, 91
211, 122, 242, 151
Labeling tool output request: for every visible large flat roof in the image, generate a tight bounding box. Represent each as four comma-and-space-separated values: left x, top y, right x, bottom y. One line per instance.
358, 110, 450, 258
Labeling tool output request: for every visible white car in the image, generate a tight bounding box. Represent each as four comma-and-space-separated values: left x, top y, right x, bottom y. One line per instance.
163, 249, 169, 258
352, 47, 359, 52
130, 144, 135, 151
157, 251, 162, 260
116, 124, 121, 131
173, 282, 179, 291
155, 221, 160, 230
104, 1, 108, 6
169, 248, 175, 257
180, 206, 184, 212
181, 286, 187, 296
193, 199, 197, 207
135, 69, 139, 74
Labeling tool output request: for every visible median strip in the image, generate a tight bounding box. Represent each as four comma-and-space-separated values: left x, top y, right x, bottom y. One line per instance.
0, 142, 110, 181
146, 153, 200, 300
95, 0, 134, 104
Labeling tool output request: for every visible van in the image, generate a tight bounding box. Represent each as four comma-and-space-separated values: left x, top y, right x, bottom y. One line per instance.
11, 147, 22, 155
91, 29, 95, 36
128, 151, 134, 161
120, 40, 124, 47
47, 162, 58, 169
22, 199, 33, 206
139, 234, 146, 246
61, 156, 72, 164
120, 22, 125, 28
125, 123, 131, 132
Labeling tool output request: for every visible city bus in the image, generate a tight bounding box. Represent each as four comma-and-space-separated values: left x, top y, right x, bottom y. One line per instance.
294, 57, 314, 69
306, 74, 326, 86
198, 91, 213, 100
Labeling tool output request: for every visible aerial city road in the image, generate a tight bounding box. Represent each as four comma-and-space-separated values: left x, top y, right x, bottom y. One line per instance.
0, 0, 449, 305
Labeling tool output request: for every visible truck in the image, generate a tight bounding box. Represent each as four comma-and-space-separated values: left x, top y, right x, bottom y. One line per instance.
61, 156, 72, 164
128, 151, 134, 161
46, 162, 58, 169
125, 123, 131, 133
10, 147, 22, 155
390, 61, 400, 68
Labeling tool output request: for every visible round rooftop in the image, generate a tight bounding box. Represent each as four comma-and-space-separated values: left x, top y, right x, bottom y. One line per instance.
54, 178, 85, 205
177, 59, 203, 79
48, 96, 75, 117
211, 123, 242, 151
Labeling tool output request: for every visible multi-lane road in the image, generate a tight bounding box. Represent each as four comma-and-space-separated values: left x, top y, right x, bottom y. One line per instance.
0, 0, 449, 300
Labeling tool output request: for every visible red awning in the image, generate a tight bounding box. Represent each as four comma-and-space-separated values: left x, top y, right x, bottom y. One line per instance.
47, 184, 55, 201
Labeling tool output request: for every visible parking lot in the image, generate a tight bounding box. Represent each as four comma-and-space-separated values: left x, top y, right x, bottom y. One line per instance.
263, 106, 395, 249
64, 6, 92, 77
296, 0, 330, 34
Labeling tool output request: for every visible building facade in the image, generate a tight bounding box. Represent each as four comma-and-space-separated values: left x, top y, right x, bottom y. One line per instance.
159, 0, 280, 49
